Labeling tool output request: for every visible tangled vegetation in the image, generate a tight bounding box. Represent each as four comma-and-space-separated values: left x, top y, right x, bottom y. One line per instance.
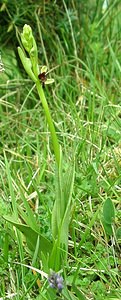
0, 0, 121, 299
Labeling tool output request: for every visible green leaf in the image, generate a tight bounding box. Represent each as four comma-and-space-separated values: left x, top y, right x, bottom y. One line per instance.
72, 284, 87, 300
103, 198, 115, 225
77, 205, 100, 250
17, 189, 40, 233
49, 238, 61, 271
51, 151, 63, 239
63, 287, 78, 300
102, 217, 113, 236
116, 227, 121, 242
51, 155, 75, 269
52, 156, 75, 253
4, 151, 18, 217
3, 215, 52, 256
59, 161, 75, 250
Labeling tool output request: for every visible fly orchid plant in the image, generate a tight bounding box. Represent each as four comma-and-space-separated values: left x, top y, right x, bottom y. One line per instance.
4, 24, 75, 299
18, 24, 75, 271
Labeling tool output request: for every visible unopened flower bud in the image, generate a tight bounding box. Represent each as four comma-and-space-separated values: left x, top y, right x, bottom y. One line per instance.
21, 25, 33, 53
18, 47, 37, 82
21, 24, 38, 62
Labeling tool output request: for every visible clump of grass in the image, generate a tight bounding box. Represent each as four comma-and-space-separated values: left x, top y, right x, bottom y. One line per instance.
2, 24, 76, 300
0, 0, 121, 299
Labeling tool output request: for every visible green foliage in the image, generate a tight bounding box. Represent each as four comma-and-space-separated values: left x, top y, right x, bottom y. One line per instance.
3, 215, 52, 256
0, 0, 121, 299
116, 227, 121, 243
51, 153, 75, 270
72, 284, 87, 300
102, 198, 116, 237
102, 219, 113, 236
103, 198, 115, 225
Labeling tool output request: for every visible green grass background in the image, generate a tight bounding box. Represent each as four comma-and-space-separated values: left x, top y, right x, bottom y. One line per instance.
0, 0, 121, 299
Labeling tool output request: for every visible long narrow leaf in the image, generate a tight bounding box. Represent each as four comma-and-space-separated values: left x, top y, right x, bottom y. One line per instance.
18, 185, 40, 233
3, 215, 52, 256
51, 159, 75, 268
59, 161, 75, 250
51, 150, 63, 238
4, 152, 18, 216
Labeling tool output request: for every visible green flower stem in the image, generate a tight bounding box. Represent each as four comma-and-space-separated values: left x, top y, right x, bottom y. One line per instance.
36, 80, 60, 167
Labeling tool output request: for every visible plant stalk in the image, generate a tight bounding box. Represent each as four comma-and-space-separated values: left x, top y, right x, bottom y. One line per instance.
36, 80, 60, 167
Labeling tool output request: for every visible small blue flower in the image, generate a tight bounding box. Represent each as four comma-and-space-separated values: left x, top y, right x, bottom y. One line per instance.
48, 271, 64, 293
57, 282, 63, 292
49, 282, 55, 289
